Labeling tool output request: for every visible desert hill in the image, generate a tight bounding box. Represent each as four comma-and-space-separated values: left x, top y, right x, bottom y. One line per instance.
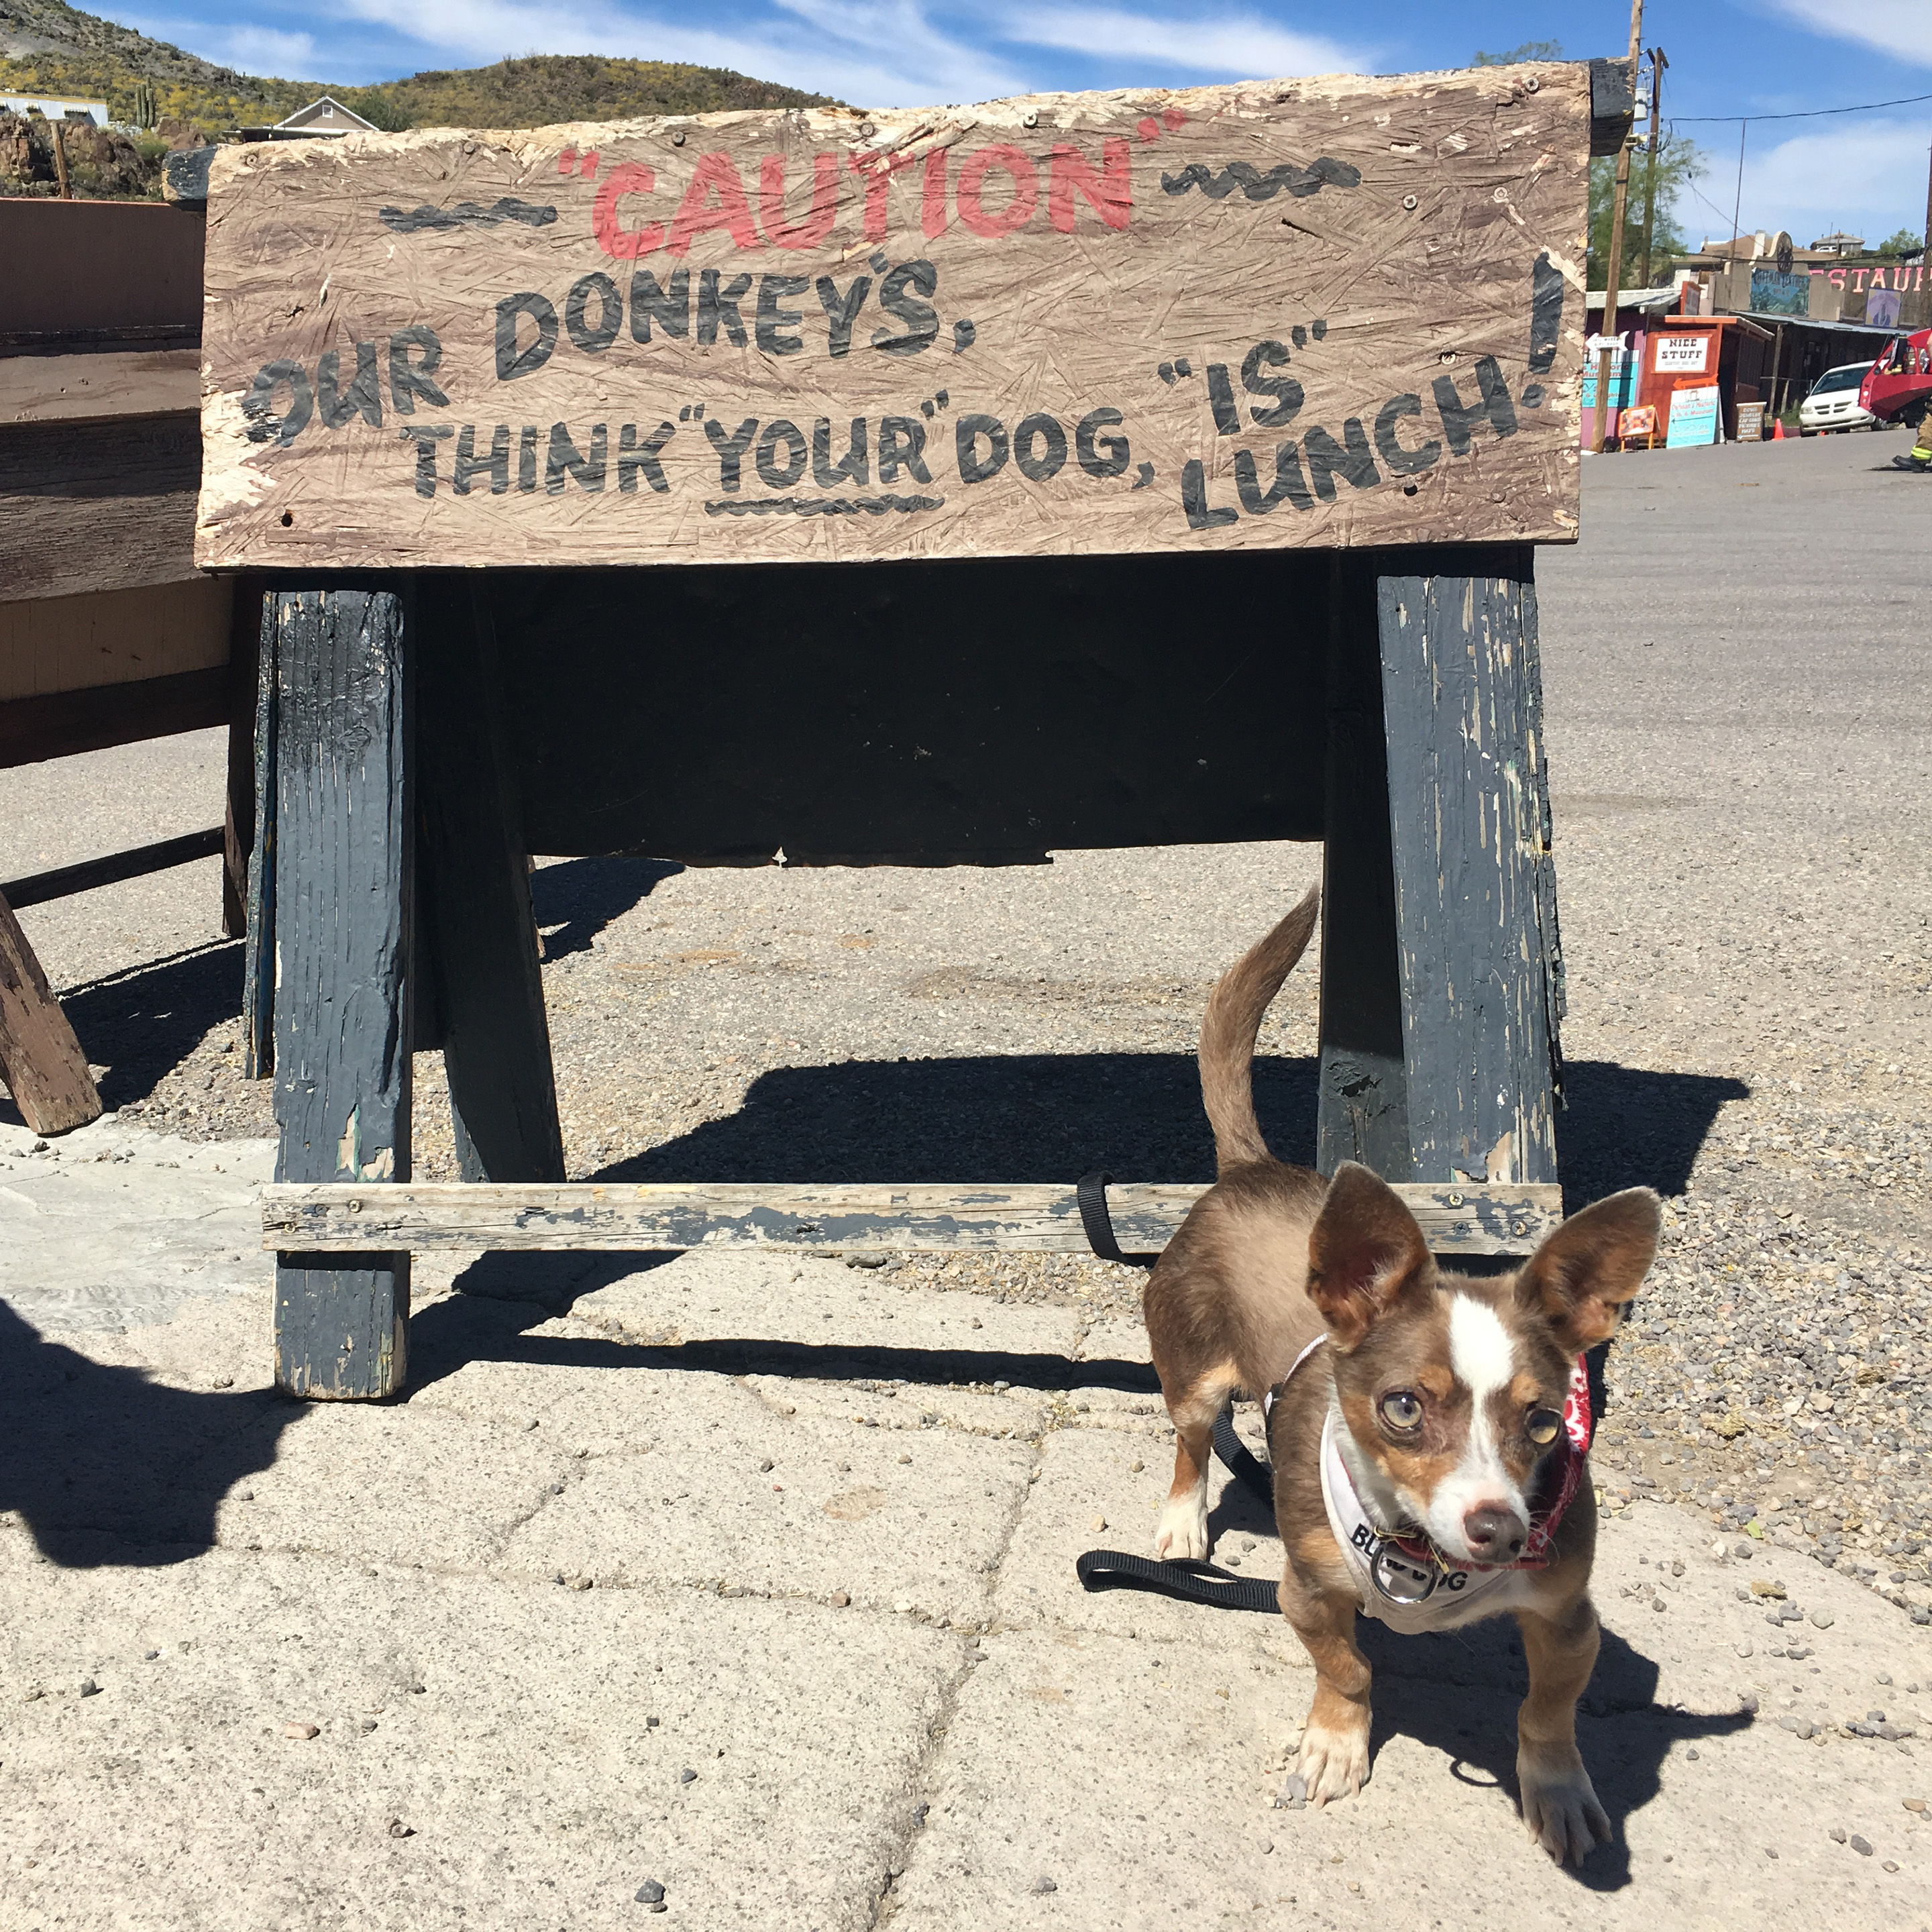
0, 0, 834, 139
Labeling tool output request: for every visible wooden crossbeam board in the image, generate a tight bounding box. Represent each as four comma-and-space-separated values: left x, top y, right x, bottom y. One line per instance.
197, 63, 1592, 572
262, 1179, 1563, 1257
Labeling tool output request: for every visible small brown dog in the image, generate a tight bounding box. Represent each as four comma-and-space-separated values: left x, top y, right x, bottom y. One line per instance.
1143, 888, 1660, 1863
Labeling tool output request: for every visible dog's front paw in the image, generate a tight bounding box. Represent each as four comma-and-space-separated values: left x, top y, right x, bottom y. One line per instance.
1297, 1717, 1370, 1807
1517, 1748, 1611, 1864
1154, 1493, 1210, 1562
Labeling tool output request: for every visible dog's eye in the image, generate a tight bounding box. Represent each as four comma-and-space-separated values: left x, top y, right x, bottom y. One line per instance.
1379, 1391, 1423, 1431
1527, 1408, 1562, 1446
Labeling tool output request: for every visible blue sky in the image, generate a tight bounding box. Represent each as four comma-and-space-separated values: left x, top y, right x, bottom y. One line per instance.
122, 0, 1932, 247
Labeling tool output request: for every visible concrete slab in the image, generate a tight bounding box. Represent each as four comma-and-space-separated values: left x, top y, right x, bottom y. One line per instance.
895, 1499, 1932, 1932
500, 1384, 1034, 1623
888, 1625, 1297, 1929
994, 1423, 1284, 1654
0, 1538, 957, 1931
0, 1116, 274, 1333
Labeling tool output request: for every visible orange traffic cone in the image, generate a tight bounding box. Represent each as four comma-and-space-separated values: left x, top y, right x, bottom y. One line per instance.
1772, 416, 1787, 440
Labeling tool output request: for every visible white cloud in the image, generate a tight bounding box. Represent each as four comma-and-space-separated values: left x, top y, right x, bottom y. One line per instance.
1732, 118, 1930, 244
1762, 0, 1932, 67
115, 10, 321, 76
213, 25, 321, 74
303, 0, 1020, 105
989, 6, 1369, 79
773, 0, 1022, 100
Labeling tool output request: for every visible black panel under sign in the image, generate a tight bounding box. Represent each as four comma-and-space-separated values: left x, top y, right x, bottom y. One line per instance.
480, 550, 1329, 861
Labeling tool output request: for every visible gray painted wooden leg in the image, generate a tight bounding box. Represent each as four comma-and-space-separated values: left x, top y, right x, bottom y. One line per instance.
1317, 558, 1412, 1178
416, 581, 565, 1183
1375, 552, 1564, 1187
220, 582, 261, 943
241, 591, 276, 1080
270, 588, 414, 1399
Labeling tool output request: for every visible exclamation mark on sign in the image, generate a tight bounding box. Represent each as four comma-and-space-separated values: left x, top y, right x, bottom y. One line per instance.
1522, 251, 1563, 407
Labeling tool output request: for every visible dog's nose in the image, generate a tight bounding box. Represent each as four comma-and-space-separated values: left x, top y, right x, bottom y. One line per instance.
1462, 1505, 1525, 1560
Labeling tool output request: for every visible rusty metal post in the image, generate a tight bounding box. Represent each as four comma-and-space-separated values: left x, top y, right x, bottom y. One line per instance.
1591, 0, 1644, 455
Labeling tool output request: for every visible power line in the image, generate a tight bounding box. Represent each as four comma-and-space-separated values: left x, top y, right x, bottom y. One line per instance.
1668, 90, 1932, 124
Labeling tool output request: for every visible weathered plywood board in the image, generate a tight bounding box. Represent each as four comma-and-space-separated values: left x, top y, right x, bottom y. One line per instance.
197, 64, 1590, 572
260, 1179, 1564, 1257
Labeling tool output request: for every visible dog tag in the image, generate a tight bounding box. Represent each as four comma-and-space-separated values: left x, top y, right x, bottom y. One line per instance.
1370, 1542, 1438, 1605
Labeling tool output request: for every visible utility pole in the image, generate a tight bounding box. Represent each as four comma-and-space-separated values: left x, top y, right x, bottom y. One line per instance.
1591, 0, 1643, 455
1638, 46, 1667, 291
1923, 138, 1931, 269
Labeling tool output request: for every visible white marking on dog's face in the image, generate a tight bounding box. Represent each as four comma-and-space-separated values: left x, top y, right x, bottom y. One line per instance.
1449, 1293, 1515, 1399
1422, 1293, 1531, 1562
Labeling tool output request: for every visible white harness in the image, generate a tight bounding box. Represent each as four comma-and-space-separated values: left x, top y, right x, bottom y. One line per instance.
1267, 1334, 1589, 1634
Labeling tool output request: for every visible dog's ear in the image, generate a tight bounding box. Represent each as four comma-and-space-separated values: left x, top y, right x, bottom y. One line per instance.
1307, 1163, 1434, 1350
1514, 1189, 1661, 1352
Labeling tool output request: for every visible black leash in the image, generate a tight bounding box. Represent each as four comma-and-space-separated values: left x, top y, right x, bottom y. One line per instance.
1075, 1548, 1280, 1614
1073, 1404, 1279, 1614
1213, 1405, 1275, 1503
1075, 1170, 1161, 1267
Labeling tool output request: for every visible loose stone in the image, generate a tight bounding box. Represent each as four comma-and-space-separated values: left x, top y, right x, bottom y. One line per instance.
283, 1721, 319, 1739
1031, 1876, 1057, 1894
1851, 1835, 1874, 1856
678, 1768, 697, 1784
635, 1880, 666, 1907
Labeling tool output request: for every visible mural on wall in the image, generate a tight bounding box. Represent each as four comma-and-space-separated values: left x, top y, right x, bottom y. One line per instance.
1749, 268, 1809, 317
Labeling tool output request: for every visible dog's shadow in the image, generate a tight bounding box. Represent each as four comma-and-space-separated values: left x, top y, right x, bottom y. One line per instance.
1355, 1616, 1752, 1889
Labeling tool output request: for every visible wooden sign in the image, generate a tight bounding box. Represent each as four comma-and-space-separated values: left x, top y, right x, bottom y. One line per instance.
196, 64, 1592, 572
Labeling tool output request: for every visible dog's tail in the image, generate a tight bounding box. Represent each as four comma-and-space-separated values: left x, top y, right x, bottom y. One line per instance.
1199, 885, 1321, 1174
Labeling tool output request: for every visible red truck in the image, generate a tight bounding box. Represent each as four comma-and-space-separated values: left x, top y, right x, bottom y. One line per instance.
1860, 328, 1932, 425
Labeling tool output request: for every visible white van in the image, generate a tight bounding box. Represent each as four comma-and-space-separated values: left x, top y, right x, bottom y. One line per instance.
1799, 361, 1878, 435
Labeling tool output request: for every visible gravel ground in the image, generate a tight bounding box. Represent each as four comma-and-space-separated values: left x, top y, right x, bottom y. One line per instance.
3, 429, 1927, 1611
